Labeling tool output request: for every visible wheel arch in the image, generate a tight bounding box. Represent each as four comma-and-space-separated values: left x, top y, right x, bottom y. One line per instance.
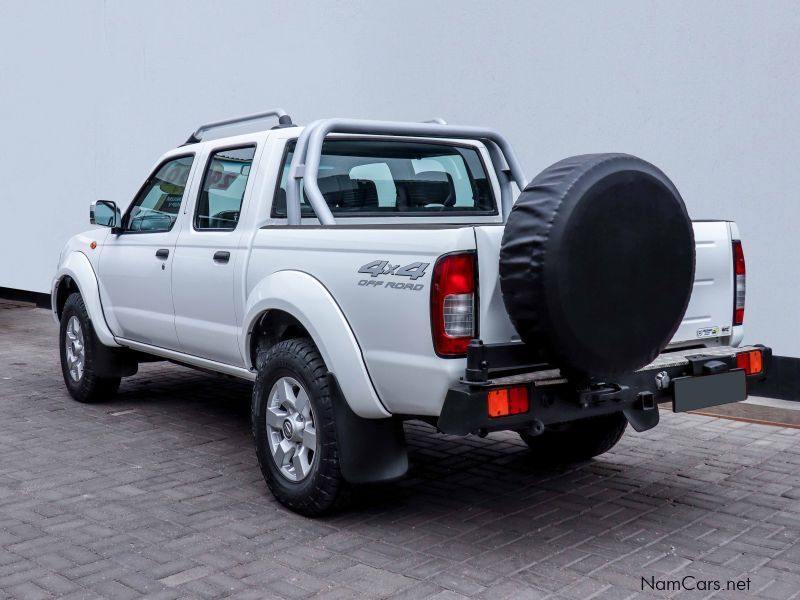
52, 252, 120, 347
249, 309, 310, 370
54, 275, 79, 319
243, 270, 390, 419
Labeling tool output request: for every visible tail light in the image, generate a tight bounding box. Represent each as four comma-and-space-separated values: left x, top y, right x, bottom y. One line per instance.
431, 253, 475, 356
732, 240, 746, 326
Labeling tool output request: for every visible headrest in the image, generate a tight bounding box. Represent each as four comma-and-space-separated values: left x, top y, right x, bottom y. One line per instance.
318, 174, 379, 210
404, 171, 455, 207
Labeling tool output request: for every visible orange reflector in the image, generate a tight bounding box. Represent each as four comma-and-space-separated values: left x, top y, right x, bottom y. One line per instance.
488, 386, 529, 418
90, 241, 97, 250
487, 389, 508, 417
736, 350, 763, 376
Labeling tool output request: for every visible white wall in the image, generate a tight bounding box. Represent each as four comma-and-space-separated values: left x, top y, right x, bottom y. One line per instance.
1, 1, 798, 355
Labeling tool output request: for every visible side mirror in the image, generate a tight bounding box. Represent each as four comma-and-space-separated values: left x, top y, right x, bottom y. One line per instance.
90, 200, 121, 230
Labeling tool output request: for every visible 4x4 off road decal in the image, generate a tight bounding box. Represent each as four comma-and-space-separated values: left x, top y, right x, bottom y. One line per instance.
357, 260, 429, 291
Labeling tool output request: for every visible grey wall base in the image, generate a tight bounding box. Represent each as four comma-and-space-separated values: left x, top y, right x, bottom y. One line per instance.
751, 356, 800, 402
2, 286, 795, 401
0, 287, 50, 309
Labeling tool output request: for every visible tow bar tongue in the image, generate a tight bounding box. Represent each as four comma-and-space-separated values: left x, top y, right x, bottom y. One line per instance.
577, 383, 659, 432
623, 392, 659, 432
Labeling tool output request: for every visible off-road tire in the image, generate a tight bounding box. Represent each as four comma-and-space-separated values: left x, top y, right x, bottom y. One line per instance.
518, 412, 628, 463
251, 338, 349, 516
59, 292, 121, 403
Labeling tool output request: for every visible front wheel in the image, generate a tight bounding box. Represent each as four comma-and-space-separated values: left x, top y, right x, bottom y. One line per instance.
251, 338, 349, 516
59, 293, 120, 403
518, 412, 628, 464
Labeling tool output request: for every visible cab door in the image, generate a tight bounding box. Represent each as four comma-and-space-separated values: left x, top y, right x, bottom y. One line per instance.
97, 154, 196, 349
171, 144, 259, 365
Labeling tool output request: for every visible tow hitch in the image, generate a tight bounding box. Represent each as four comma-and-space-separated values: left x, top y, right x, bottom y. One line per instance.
438, 340, 771, 437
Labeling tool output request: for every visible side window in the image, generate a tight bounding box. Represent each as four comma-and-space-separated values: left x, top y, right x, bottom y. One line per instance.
124, 156, 194, 232
195, 145, 256, 231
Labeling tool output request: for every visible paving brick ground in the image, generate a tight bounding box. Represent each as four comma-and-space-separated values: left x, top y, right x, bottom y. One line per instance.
1, 302, 800, 599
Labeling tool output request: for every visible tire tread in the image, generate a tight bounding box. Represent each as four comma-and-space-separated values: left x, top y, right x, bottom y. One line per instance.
252, 338, 350, 516
59, 293, 120, 403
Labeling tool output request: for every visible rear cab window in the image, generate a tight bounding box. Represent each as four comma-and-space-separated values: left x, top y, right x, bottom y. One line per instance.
272, 139, 497, 218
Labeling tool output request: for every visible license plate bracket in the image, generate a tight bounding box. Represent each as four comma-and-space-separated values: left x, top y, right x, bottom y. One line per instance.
672, 369, 747, 413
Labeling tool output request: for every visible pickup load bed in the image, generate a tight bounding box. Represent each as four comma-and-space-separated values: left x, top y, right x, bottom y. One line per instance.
52, 110, 769, 515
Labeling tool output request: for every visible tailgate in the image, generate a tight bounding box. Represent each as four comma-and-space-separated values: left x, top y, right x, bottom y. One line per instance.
474, 222, 739, 349
669, 221, 735, 347
474, 225, 519, 344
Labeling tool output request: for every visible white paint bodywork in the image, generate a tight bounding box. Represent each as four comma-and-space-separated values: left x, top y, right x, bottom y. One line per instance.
243, 226, 478, 416
52, 127, 743, 419
670, 221, 743, 348
241, 269, 390, 418
51, 231, 120, 347
472, 221, 742, 365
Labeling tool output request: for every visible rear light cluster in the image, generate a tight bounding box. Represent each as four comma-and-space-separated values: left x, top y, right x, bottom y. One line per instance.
733, 240, 746, 326
431, 253, 476, 356
488, 386, 529, 418
736, 349, 763, 376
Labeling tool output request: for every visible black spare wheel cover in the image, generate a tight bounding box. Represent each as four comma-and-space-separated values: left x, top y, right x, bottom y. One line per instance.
499, 154, 695, 377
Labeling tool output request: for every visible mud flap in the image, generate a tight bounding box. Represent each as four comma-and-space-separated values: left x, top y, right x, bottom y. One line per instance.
623, 392, 660, 432
327, 373, 408, 484
89, 320, 138, 378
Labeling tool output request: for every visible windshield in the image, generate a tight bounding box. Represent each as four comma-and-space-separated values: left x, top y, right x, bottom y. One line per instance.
273, 139, 496, 217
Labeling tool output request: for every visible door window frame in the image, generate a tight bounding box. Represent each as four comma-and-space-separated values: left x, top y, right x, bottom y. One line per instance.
120, 153, 196, 235
192, 143, 258, 233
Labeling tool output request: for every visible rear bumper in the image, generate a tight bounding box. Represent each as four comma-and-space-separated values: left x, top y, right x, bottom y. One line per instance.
438, 342, 771, 436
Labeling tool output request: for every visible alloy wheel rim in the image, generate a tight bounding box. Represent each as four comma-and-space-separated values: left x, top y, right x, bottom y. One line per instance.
65, 316, 85, 382
266, 376, 317, 482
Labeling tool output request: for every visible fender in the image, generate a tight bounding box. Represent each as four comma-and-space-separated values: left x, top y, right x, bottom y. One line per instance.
52, 251, 121, 348
242, 270, 390, 419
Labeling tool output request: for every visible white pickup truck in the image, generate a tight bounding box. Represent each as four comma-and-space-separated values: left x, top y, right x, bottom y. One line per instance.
53, 110, 770, 515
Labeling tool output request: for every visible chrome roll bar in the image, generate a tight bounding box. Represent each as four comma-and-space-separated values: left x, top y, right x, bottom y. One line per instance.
286, 119, 527, 225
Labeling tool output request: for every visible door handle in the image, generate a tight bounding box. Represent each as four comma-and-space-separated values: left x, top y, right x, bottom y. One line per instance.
155, 249, 169, 259
213, 250, 231, 264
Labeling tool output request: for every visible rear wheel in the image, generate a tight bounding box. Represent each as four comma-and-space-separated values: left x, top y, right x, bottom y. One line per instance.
59, 293, 120, 403
251, 338, 349, 516
518, 412, 628, 463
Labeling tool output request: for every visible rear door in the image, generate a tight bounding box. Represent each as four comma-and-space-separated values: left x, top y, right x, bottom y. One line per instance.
171, 143, 259, 365
669, 221, 735, 346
